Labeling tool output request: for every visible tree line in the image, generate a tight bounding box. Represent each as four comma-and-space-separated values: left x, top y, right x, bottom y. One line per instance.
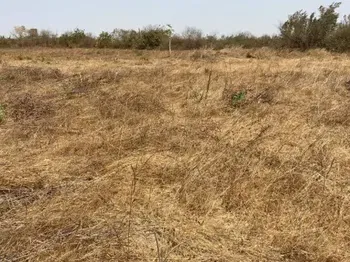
1, 2, 350, 52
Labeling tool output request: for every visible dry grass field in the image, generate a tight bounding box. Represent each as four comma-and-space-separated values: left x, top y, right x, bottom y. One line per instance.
1, 48, 350, 261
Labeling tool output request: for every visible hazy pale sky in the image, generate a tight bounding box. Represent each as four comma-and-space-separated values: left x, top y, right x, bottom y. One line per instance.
1, 0, 350, 36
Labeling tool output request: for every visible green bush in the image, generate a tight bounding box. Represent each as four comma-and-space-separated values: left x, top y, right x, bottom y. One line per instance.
97, 31, 112, 48
138, 26, 167, 49
111, 29, 140, 48
59, 28, 95, 48
326, 15, 350, 52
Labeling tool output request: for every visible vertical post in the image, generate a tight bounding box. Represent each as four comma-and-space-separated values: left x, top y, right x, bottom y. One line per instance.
168, 36, 172, 56
166, 24, 174, 57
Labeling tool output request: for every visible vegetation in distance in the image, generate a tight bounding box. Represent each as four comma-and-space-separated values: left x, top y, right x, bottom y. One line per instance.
1, 2, 350, 52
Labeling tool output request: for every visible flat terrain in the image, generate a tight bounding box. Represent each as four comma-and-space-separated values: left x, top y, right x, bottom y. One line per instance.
0, 48, 350, 261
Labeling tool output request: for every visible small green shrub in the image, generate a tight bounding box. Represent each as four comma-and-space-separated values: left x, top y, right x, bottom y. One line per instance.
0, 104, 5, 123
231, 91, 246, 106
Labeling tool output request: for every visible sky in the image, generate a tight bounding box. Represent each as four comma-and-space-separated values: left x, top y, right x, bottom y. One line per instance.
1, 0, 350, 37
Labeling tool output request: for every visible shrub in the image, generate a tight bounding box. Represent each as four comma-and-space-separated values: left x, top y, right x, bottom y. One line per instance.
181, 27, 204, 49
97, 31, 112, 48
38, 30, 58, 47
0, 36, 12, 48
111, 29, 140, 48
59, 28, 95, 48
0, 104, 5, 123
138, 26, 167, 49
326, 15, 350, 52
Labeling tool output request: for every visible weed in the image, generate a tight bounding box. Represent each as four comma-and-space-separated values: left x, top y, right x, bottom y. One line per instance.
231, 91, 246, 106
0, 104, 5, 123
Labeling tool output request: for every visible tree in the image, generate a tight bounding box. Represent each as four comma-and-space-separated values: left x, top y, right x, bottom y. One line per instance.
279, 2, 341, 50
165, 24, 175, 56
12, 26, 28, 38
97, 31, 112, 48
70, 28, 86, 45
279, 10, 309, 49
28, 28, 38, 38
39, 30, 57, 47
138, 25, 167, 49
326, 14, 350, 52
112, 29, 140, 48
12, 26, 38, 38
59, 28, 89, 47
182, 27, 203, 49
205, 33, 218, 49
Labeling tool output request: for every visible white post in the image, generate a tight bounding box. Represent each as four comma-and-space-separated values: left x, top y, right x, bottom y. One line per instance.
166, 24, 174, 57
168, 36, 172, 56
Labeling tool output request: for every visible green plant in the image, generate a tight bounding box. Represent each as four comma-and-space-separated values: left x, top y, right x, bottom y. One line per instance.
231, 91, 246, 106
0, 104, 5, 123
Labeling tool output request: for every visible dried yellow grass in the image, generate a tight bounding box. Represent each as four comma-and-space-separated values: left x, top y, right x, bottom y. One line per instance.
0, 48, 350, 261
